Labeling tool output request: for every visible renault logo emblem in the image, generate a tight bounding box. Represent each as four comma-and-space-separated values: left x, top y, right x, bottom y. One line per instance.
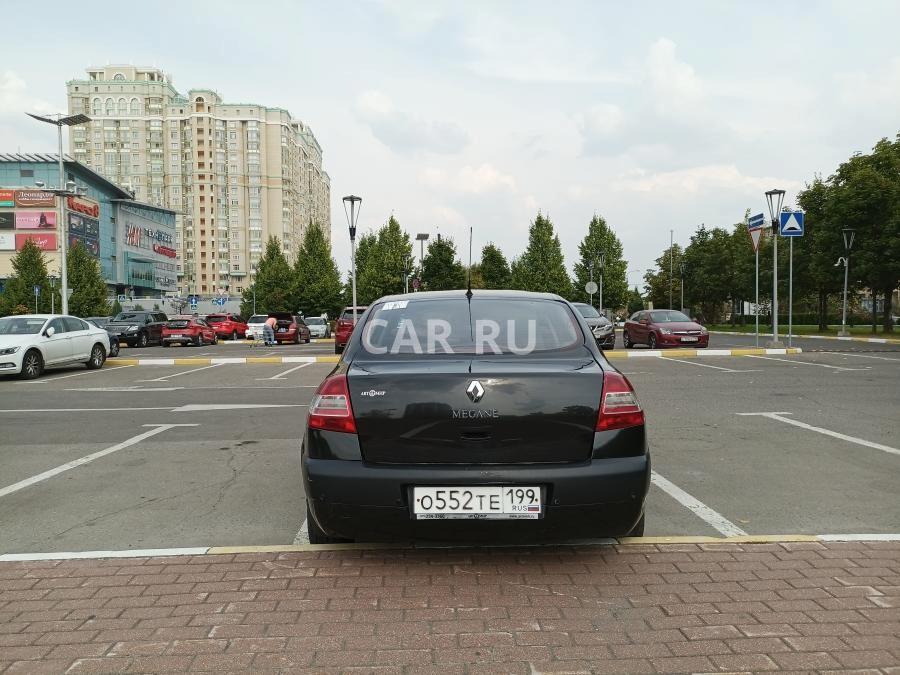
466, 380, 484, 403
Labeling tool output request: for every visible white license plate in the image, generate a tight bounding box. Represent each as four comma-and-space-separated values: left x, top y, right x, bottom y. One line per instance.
171, 334, 183, 338
413, 486, 542, 520
681, 336, 698, 342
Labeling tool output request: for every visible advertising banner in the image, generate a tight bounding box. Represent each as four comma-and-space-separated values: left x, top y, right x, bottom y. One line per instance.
14, 190, 55, 208
68, 211, 85, 234
0, 189, 14, 207
66, 195, 100, 218
16, 232, 57, 251
0, 212, 13, 229
68, 211, 99, 237
0, 232, 14, 250
69, 233, 100, 258
15, 211, 57, 229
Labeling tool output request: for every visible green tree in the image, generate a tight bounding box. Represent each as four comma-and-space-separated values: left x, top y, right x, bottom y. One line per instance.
572, 214, 628, 311
827, 135, 900, 332
643, 243, 683, 311
510, 212, 573, 297
67, 242, 109, 317
422, 237, 465, 291
357, 216, 413, 303
292, 223, 344, 319
240, 237, 294, 316
110, 299, 123, 317
344, 231, 376, 304
626, 286, 644, 315
0, 239, 59, 316
479, 243, 511, 289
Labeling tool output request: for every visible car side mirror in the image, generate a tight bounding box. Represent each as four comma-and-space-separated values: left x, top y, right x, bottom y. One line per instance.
46, 326, 56, 337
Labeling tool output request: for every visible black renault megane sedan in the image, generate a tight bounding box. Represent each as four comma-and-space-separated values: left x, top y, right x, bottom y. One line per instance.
301, 290, 649, 543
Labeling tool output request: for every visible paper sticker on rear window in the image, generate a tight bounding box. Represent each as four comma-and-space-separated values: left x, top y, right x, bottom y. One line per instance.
381, 301, 409, 311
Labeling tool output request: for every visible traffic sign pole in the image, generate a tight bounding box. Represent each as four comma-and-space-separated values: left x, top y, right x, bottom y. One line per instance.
789, 237, 793, 348
755, 245, 759, 348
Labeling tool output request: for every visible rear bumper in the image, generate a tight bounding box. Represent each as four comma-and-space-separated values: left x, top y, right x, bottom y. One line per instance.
659, 334, 709, 347
302, 454, 650, 542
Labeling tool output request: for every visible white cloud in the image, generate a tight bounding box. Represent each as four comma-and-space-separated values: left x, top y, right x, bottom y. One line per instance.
524, 195, 538, 210
576, 104, 626, 154
0, 70, 54, 115
355, 90, 469, 155
420, 163, 516, 194
433, 205, 465, 227
646, 38, 704, 117
610, 164, 804, 196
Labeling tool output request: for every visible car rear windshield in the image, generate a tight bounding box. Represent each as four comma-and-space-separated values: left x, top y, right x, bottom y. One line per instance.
340, 308, 365, 321
247, 315, 268, 324
574, 304, 600, 318
359, 298, 582, 355
0, 317, 46, 335
205, 315, 225, 323
650, 310, 691, 323
113, 313, 147, 321
305, 317, 325, 325
167, 320, 191, 328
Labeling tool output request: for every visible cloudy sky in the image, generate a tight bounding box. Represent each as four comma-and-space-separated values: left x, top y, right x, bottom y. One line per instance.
2, 0, 898, 289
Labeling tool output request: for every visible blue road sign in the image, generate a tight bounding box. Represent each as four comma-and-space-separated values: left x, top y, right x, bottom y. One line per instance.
779, 211, 804, 237
748, 213, 766, 230
33, 285, 40, 296
214, 297, 227, 306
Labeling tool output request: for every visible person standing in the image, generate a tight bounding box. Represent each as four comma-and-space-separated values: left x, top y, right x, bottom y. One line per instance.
264, 315, 277, 346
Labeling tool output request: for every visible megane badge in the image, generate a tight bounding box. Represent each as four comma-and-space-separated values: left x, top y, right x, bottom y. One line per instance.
466, 380, 485, 403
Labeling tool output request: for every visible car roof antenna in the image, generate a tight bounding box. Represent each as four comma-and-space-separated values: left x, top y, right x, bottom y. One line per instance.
466, 226, 473, 299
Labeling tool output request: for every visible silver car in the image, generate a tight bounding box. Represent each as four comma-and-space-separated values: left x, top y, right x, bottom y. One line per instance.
304, 316, 330, 339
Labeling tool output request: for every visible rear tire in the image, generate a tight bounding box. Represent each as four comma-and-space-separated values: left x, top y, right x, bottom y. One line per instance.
625, 514, 645, 537
20, 349, 43, 380
212, 334, 218, 345
231, 330, 238, 342
137, 332, 148, 348
193, 335, 202, 347
334, 343, 344, 354
85, 343, 106, 369
648, 333, 657, 349
622, 332, 632, 348
109, 341, 120, 357
306, 504, 352, 544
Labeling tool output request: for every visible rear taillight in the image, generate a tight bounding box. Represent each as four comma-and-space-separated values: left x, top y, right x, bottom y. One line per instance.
596, 371, 644, 432
308, 374, 357, 434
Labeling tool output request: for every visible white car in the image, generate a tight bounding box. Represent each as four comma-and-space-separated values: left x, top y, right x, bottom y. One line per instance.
304, 316, 330, 339
0, 314, 111, 380
245, 314, 270, 341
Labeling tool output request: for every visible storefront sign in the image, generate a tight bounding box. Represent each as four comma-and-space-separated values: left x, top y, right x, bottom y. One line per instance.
14, 190, 55, 208
69, 234, 100, 257
0, 232, 14, 250
15, 211, 57, 229
67, 195, 100, 218
15, 232, 57, 251
0, 212, 13, 229
0, 190, 14, 207
153, 243, 177, 258
143, 227, 173, 244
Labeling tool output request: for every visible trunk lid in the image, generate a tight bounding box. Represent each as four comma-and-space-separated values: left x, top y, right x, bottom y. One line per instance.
349, 355, 601, 464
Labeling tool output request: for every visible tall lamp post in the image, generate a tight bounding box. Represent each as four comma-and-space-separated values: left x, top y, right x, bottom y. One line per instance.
679, 261, 685, 312
26, 112, 91, 315
343, 195, 362, 325
668, 229, 674, 309
415, 233, 429, 288
765, 188, 786, 348
49, 275, 58, 314
837, 228, 856, 337
597, 251, 605, 316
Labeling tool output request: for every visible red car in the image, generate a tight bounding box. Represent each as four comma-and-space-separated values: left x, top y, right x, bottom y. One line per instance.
162, 316, 218, 347
623, 309, 709, 349
334, 305, 367, 354
270, 312, 312, 344
205, 313, 248, 341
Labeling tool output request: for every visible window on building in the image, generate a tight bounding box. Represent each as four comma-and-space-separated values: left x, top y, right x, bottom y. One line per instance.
92, 98, 101, 115
130, 98, 140, 115
117, 98, 127, 115
113, 73, 125, 81
105, 98, 114, 115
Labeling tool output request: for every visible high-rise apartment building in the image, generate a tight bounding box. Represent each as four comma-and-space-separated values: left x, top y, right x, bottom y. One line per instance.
66, 65, 330, 296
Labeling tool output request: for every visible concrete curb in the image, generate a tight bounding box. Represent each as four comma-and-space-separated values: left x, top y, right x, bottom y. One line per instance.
2, 533, 898, 561
711, 330, 900, 344
219, 338, 335, 344
109, 355, 340, 366
603, 347, 802, 359
106, 348, 801, 366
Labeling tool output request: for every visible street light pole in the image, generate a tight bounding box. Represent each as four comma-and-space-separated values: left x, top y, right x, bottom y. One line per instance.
588, 261, 593, 307
343, 195, 362, 326
765, 189, 786, 348
598, 251, 605, 317
838, 228, 856, 337
679, 261, 685, 312
669, 229, 674, 309
26, 112, 91, 316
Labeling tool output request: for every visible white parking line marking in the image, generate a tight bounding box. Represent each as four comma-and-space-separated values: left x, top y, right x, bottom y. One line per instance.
293, 518, 310, 545
260, 362, 314, 381
172, 403, 309, 412
745, 355, 869, 371
650, 471, 748, 537
0, 424, 198, 499
65, 387, 184, 392
139, 362, 225, 382
737, 412, 900, 457
0, 406, 173, 413
657, 357, 758, 373
835, 352, 900, 362
17, 364, 136, 384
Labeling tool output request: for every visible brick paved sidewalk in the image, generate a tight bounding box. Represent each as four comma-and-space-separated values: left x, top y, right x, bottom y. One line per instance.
1, 541, 898, 674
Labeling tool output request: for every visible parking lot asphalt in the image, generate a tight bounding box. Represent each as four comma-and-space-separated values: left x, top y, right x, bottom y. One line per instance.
706, 330, 900, 353
0, 347, 897, 556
